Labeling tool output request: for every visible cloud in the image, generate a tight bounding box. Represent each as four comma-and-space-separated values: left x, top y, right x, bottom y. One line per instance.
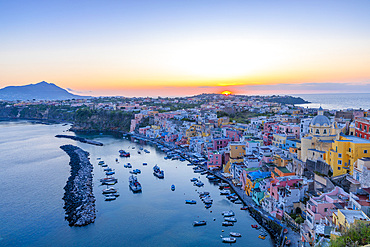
66, 88, 93, 94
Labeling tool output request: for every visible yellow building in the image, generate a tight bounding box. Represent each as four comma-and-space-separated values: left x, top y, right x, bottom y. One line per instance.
224, 142, 246, 173
326, 135, 370, 176
186, 126, 197, 138
300, 107, 344, 162
332, 209, 370, 231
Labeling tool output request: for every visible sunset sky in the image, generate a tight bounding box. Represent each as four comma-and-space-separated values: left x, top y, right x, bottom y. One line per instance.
1, 0, 369, 97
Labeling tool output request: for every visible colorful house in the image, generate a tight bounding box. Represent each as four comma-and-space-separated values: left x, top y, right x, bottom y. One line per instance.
243, 170, 271, 196
332, 209, 370, 231
326, 135, 370, 176
207, 150, 223, 169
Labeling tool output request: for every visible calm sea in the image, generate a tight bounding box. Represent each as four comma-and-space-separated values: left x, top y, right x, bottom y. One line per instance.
0, 121, 271, 247
294, 93, 370, 110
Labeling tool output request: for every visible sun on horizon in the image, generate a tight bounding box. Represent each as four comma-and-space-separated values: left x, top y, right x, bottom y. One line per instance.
221, 90, 232, 96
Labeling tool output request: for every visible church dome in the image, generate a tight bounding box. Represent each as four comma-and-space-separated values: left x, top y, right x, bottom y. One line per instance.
310, 107, 330, 126
311, 115, 331, 126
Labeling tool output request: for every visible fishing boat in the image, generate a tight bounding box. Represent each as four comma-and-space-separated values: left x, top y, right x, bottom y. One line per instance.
104, 195, 116, 201
190, 178, 198, 182
130, 169, 141, 174
222, 222, 234, 226
258, 235, 266, 240
240, 206, 248, 210
194, 181, 204, 187
100, 177, 117, 183
230, 232, 241, 237
98, 161, 105, 165
124, 163, 132, 168
129, 175, 142, 192
222, 210, 235, 217
171, 185, 175, 191
102, 164, 108, 167
106, 171, 115, 176
220, 190, 230, 195
285, 240, 291, 245
193, 221, 206, 226
222, 237, 236, 243
102, 180, 117, 185
143, 162, 147, 166
283, 228, 288, 234
104, 167, 112, 172
185, 200, 196, 204
119, 150, 130, 157
102, 187, 117, 194
224, 217, 237, 222
153, 165, 164, 178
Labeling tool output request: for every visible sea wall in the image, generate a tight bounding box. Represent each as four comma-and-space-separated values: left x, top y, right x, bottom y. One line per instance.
61, 145, 96, 226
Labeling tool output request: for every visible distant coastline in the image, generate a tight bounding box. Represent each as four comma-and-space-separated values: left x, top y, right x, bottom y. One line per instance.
293, 93, 370, 110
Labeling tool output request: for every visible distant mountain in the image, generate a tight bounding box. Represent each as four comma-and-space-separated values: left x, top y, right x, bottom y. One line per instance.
0, 81, 90, 101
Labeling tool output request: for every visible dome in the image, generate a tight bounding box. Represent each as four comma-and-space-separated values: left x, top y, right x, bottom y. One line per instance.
311, 115, 331, 126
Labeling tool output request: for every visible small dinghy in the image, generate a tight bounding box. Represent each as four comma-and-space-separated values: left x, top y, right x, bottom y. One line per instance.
230, 232, 241, 237
171, 185, 175, 191
222, 237, 236, 243
222, 221, 234, 226
193, 221, 206, 226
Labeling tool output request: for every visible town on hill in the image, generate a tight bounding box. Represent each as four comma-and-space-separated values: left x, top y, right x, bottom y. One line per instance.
1, 89, 370, 246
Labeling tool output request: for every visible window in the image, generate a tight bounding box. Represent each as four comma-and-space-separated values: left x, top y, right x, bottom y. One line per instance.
324, 208, 328, 212
323, 129, 327, 134
338, 167, 341, 170
365, 150, 368, 154
316, 129, 320, 134
349, 148, 351, 152
338, 160, 342, 165
338, 153, 342, 158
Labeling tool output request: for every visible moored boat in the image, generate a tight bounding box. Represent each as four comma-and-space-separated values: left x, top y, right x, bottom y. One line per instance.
104, 195, 116, 201
193, 220, 206, 226
102, 187, 117, 194
153, 165, 164, 178
222, 221, 234, 226
129, 175, 142, 192
224, 217, 237, 222
222, 237, 236, 243
185, 200, 196, 204
171, 185, 175, 191
230, 232, 241, 237
222, 210, 235, 217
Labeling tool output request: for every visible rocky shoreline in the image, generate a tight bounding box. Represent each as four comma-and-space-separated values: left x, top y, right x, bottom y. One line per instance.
61, 145, 96, 226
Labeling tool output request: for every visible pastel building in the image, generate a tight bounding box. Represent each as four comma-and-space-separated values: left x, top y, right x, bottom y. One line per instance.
207, 150, 223, 169
355, 117, 370, 140
325, 135, 370, 176
332, 209, 370, 231
300, 107, 344, 162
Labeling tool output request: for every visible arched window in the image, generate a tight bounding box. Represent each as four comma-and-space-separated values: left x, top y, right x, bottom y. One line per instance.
316, 129, 320, 134
323, 129, 327, 134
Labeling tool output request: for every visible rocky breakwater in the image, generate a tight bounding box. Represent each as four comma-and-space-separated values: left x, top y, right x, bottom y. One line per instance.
61, 144, 96, 226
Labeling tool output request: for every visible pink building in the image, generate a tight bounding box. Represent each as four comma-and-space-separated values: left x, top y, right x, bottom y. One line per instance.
275, 124, 300, 139
207, 151, 223, 169
165, 134, 178, 143
212, 138, 229, 150
139, 126, 150, 135
263, 132, 273, 146
264, 121, 277, 132
305, 187, 349, 229
226, 129, 240, 141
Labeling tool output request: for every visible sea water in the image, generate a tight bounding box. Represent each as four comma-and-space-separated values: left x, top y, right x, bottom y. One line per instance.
0, 121, 272, 247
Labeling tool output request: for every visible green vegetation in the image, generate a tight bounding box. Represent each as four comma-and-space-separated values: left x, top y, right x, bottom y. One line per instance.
264, 96, 308, 105
330, 222, 370, 247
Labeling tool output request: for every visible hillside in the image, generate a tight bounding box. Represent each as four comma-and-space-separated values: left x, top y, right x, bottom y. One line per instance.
0, 81, 90, 101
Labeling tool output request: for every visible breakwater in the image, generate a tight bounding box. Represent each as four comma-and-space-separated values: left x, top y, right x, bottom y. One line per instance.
61, 145, 96, 226
56, 135, 103, 146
